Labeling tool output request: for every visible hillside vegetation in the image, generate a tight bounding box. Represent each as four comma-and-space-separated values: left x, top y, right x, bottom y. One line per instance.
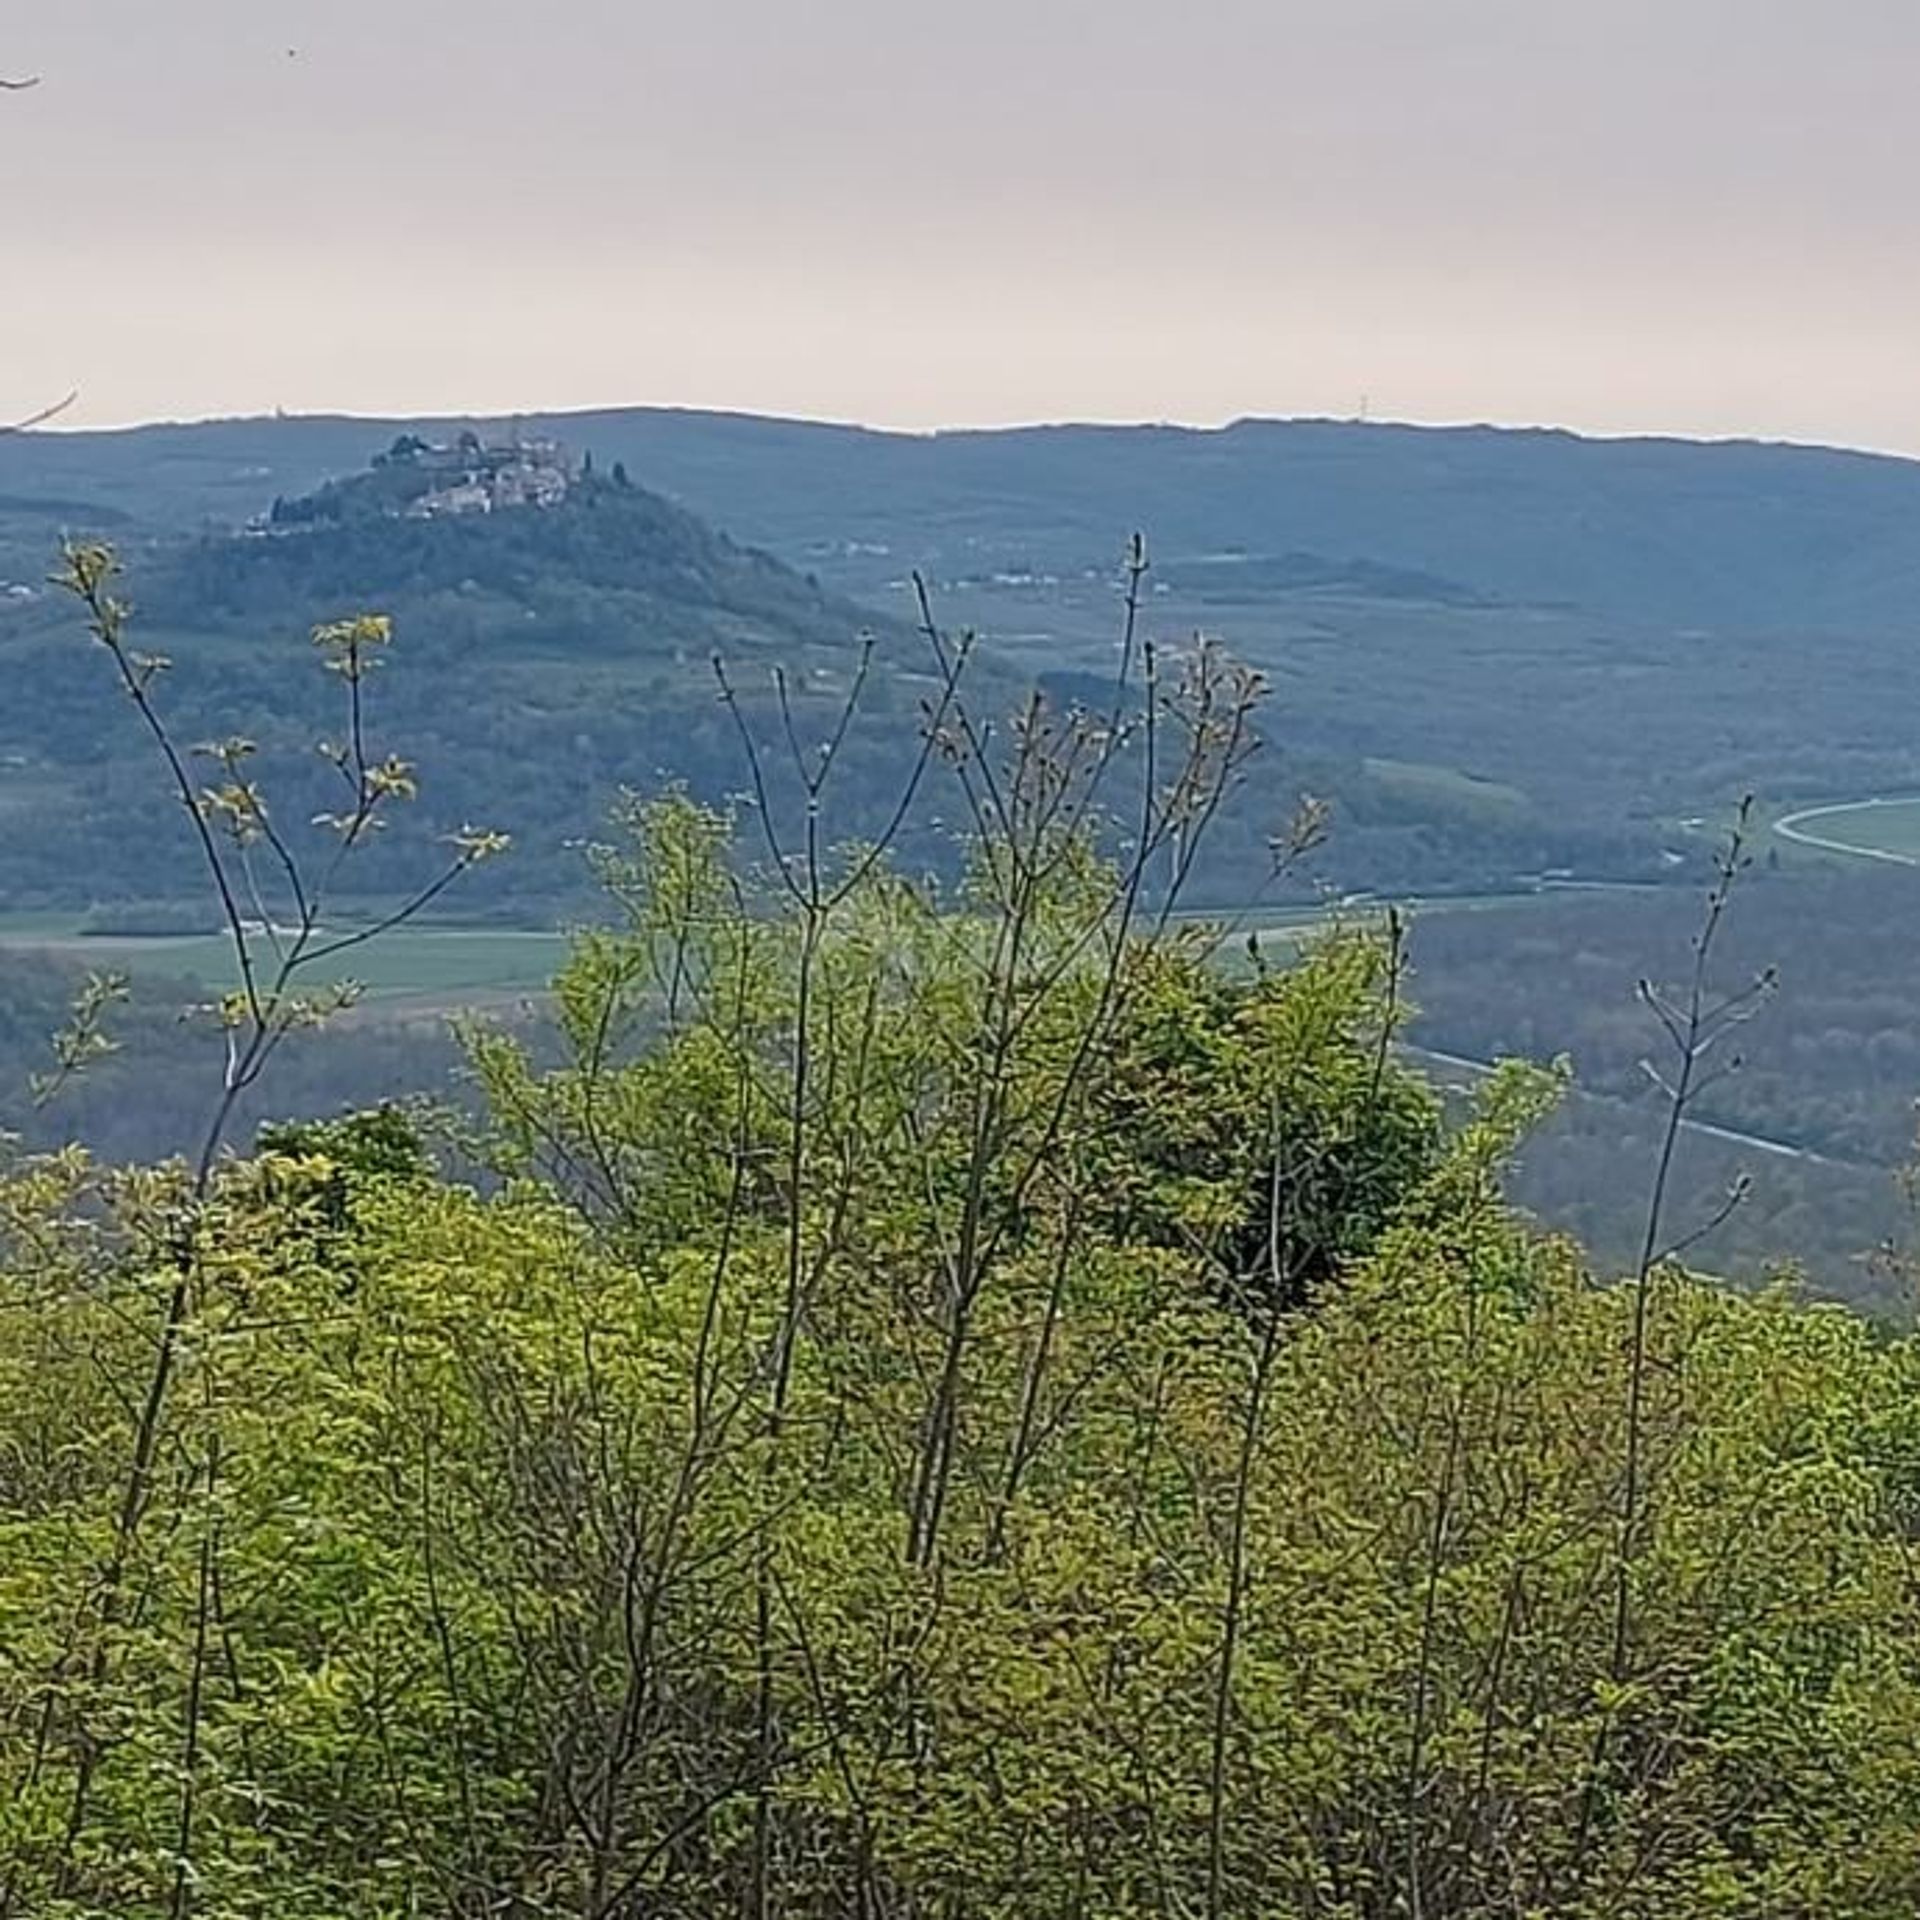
0, 448, 977, 916
20, 409, 1920, 913
13, 415, 1920, 1284
0, 427, 1644, 918
20, 410, 1920, 631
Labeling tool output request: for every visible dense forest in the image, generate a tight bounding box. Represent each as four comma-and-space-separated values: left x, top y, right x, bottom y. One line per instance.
5, 530, 1920, 1919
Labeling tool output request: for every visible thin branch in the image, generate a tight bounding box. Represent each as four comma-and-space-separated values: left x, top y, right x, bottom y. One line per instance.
1655, 1173, 1753, 1267
3, 389, 77, 433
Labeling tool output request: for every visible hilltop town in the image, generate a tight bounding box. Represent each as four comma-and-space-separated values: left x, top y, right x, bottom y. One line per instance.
373, 432, 577, 517
255, 431, 588, 532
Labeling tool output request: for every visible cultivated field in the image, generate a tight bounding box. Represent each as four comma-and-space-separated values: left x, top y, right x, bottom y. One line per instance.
0, 882, 1659, 1014
1776, 797, 1920, 866
0, 915, 571, 1003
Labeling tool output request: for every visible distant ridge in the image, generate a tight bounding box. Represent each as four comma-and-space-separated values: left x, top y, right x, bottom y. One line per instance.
8, 406, 1920, 924
14, 408, 1920, 629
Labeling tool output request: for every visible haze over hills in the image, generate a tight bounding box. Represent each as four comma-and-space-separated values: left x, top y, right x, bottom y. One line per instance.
16, 409, 1920, 630
18, 407, 1920, 909
0, 433, 950, 918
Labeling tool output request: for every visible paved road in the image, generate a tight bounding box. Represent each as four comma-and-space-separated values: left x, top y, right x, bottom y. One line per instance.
1408, 1045, 1854, 1171
1775, 797, 1920, 868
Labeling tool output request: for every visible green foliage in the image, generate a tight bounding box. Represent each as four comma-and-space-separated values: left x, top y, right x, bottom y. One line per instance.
1079, 933, 1444, 1304
255, 1103, 428, 1181
29, 966, 129, 1106
5, 491, 1920, 1914
3, 795, 1920, 1917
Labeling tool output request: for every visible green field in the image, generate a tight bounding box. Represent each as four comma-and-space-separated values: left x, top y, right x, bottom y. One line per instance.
0, 878, 1670, 1017
1775, 797, 1920, 866
1172, 881, 1665, 961
0, 916, 572, 1005
1359, 757, 1532, 820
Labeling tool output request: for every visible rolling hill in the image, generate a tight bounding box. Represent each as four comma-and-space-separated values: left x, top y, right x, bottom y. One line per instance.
15, 409, 1920, 630
0, 440, 973, 918
9, 407, 1920, 921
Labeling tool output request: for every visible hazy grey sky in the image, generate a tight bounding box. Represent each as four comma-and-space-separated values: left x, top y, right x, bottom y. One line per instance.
8, 1, 1920, 447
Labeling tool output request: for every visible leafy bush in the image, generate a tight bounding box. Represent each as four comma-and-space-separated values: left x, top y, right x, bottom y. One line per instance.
2, 801, 1918, 1917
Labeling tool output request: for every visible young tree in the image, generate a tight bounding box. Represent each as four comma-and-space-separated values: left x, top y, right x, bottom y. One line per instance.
0, 547, 505, 1917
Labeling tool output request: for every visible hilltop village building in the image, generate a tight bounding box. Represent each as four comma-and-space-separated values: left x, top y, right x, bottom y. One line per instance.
387, 433, 576, 517
252, 433, 583, 534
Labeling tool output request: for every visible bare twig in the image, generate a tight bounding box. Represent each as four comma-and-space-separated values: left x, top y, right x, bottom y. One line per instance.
3, 390, 78, 433
1573, 794, 1774, 1878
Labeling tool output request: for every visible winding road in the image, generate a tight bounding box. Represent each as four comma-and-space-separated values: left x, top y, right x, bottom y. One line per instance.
1774, 797, 1920, 868
1407, 1046, 1853, 1171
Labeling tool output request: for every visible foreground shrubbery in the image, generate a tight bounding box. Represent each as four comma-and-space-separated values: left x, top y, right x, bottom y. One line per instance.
6, 543, 1919, 1917
3, 794, 1920, 1918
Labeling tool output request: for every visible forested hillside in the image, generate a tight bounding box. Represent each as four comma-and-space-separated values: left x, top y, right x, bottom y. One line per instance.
20, 410, 1920, 630
21, 409, 1920, 915
0, 451, 975, 915
0, 428, 1668, 916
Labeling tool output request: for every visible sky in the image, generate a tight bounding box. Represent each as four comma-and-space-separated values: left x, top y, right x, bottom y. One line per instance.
6, 1, 1920, 449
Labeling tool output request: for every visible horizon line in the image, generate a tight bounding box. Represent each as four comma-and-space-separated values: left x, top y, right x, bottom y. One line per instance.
26, 400, 1920, 467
